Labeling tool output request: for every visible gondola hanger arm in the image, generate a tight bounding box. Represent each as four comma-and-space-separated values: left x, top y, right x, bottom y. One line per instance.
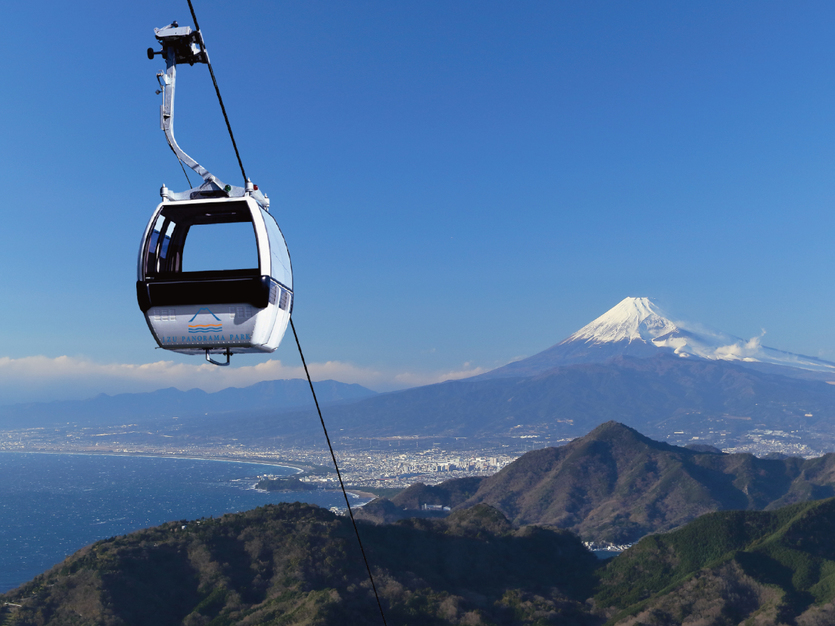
149, 22, 228, 192
147, 21, 270, 208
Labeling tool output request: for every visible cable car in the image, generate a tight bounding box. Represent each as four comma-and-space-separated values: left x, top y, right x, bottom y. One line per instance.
137, 22, 292, 366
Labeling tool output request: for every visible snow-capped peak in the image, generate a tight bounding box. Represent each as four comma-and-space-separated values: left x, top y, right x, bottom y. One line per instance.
477, 296, 835, 379
561, 296, 835, 374
566, 297, 678, 344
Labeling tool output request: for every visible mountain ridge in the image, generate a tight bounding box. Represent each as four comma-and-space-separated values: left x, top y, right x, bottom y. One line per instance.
362, 422, 835, 543
0, 379, 377, 429
6, 355, 835, 455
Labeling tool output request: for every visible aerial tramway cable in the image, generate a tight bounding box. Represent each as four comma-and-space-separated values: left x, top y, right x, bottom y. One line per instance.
291, 319, 389, 626
174, 3, 388, 624
185, 0, 248, 185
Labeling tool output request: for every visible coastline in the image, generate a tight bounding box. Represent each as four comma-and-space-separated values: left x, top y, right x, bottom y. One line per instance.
2, 450, 382, 503
249, 486, 374, 503
0, 453, 359, 596
2, 450, 387, 503
0, 449, 307, 474
248, 479, 377, 503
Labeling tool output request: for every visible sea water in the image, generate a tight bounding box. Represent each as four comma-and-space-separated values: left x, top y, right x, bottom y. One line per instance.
0, 452, 365, 593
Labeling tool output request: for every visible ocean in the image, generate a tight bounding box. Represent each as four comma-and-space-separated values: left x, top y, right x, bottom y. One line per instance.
0, 452, 366, 594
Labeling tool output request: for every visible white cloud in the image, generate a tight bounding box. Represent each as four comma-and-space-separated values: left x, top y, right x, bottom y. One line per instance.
713, 329, 767, 361
391, 364, 488, 387
0, 355, 487, 405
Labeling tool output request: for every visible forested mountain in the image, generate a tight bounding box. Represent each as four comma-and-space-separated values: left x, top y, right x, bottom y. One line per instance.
597, 497, 835, 625
0, 503, 599, 626
363, 422, 835, 542
8, 498, 835, 625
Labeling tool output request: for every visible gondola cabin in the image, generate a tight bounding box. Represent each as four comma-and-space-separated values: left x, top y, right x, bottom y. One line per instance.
140, 22, 292, 364
136, 193, 292, 363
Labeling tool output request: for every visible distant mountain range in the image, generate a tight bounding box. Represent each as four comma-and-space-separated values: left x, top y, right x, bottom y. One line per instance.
5, 297, 835, 451
359, 422, 835, 542
280, 354, 835, 444
10, 354, 833, 450
304, 298, 835, 447
0, 379, 376, 429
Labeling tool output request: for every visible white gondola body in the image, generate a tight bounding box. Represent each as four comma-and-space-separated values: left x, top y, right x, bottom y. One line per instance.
136, 196, 292, 356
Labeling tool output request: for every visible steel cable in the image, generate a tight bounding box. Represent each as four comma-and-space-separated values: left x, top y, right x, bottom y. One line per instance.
187, 0, 248, 185
181, 3, 389, 623
290, 319, 389, 626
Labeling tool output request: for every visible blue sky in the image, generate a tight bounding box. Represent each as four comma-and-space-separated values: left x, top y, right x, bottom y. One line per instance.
1, 1, 834, 403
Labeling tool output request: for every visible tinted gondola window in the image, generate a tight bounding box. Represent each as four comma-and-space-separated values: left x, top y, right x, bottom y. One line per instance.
145, 216, 177, 275
260, 209, 292, 289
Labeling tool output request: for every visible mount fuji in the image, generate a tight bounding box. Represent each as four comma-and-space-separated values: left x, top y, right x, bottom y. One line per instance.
197, 298, 835, 447
482, 297, 835, 379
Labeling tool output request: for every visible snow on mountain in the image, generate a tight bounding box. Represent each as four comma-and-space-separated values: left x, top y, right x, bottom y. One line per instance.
567, 297, 678, 345
480, 297, 835, 379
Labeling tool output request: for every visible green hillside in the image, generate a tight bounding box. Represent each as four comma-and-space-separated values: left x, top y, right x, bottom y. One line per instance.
9, 497, 835, 624
597, 497, 835, 625
0, 503, 599, 626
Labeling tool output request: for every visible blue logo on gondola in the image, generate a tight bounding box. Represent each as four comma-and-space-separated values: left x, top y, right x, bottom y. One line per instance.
188, 308, 222, 334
